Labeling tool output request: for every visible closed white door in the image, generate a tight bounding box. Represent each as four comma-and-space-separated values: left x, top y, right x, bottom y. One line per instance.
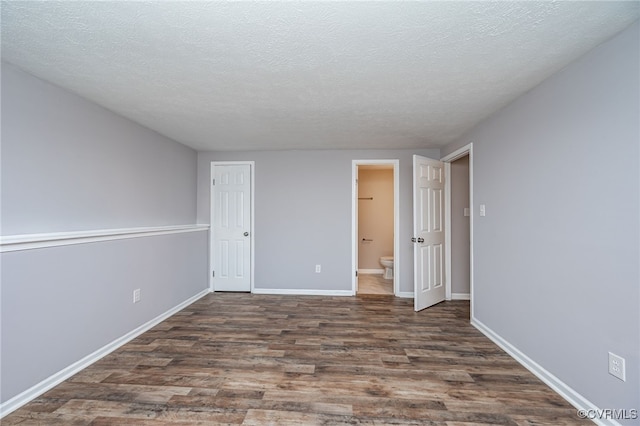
212, 164, 251, 292
413, 155, 446, 311
354, 168, 359, 292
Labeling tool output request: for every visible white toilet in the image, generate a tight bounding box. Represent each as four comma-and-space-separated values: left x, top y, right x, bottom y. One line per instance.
379, 256, 394, 280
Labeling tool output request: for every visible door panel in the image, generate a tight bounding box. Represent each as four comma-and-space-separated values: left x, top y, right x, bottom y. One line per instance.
212, 164, 251, 292
413, 155, 446, 311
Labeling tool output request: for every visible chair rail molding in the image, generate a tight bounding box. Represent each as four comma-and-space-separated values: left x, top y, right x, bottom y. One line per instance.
0, 224, 210, 252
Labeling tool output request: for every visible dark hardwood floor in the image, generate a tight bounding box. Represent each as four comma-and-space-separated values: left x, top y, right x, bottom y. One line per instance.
4, 294, 588, 425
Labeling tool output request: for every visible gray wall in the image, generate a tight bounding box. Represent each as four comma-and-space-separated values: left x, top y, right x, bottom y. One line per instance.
1, 63, 208, 404
1, 232, 208, 402
197, 149, 439, 294
442, 22, 639, 419
1, 61, 197, 235
450, 155, 470, 296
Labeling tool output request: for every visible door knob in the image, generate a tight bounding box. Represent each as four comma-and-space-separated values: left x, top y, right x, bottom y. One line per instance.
244, 232, 249, 237
417, 237, 424, 243
411, 237, 416, 242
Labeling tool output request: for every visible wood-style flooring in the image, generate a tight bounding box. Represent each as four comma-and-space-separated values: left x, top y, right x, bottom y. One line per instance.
3, 294, 588, 425
357, 274, 394, 295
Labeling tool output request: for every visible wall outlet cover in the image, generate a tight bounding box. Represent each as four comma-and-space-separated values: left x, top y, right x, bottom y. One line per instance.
608, 352, 626, 381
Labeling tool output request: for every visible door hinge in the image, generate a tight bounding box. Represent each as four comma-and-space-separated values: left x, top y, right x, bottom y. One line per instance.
212, 178, 215, 186
355, 270, 358, 277
212, 271, 215, 277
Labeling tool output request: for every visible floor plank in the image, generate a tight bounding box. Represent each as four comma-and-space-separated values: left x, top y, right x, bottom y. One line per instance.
3, 294, 588, 425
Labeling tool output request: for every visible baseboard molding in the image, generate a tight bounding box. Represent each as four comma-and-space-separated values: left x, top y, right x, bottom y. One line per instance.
471, 317, 619, 426
396, 291, 414, 298
451, 292, 471, 300
252, 288, 354, 296
358, 269, 384, 275
0, 288, 211, 418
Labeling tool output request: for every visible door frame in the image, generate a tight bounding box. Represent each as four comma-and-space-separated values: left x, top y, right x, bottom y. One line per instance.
351, 159, 400, 296
210, 161, 256, 293
441, 143, 474, 318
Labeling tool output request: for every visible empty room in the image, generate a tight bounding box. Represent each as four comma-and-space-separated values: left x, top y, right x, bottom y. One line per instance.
1, 2, 638, 425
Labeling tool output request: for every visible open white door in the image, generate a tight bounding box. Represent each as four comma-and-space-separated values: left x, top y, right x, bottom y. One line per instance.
212, 164, 252, 292
413, 155, 446, 311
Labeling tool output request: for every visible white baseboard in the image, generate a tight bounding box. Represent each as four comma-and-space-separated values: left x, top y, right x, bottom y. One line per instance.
451, 292, 471, 300
0, 288, 211, 418
471, 317, 619, 426
396, 291, 414, 298
358, 269, 384, 274
252, 288, 354, 296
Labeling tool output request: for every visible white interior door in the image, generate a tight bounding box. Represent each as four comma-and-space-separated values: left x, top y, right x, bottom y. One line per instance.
413, 155, 446, 311
354, 167, 359, 293
212, 164, 251, 292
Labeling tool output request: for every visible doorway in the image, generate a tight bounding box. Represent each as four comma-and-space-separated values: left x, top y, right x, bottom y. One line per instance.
449, 155, 471, 300
352, 160, 399, 296
412, 150, 473, 313
442, 144, 474, 319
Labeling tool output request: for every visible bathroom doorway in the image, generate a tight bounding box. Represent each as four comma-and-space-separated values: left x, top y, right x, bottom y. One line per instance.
352, 160, 399, 296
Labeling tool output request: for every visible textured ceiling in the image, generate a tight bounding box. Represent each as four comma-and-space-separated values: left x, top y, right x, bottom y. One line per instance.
1, 2, 638, 152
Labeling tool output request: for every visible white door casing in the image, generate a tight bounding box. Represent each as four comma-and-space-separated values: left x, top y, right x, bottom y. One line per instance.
354, 167, 359, 293
211, 164, 252, 292
413, 155, 446, 311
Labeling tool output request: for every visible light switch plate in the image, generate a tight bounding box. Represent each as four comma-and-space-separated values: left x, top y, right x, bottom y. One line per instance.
479, 204, 486, 217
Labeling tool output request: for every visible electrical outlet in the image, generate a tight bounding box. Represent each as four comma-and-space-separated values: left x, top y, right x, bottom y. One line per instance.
608, 352, 625, 381
315, 264, 321, 273
133, 288, 141, 303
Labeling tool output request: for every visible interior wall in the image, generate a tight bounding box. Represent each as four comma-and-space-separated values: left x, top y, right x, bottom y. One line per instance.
358, 168, 394, 270
442, 21, 639, 419
0, 63, 208, 405
1, 61, 197, 235
197, 149, 439, 294
450, 156, 470, 296
1, 232, 208, 404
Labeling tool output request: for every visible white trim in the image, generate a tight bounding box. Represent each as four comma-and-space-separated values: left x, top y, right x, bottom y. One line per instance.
451, 293, 471, 300
471, 317, 619, 426
358, 269, 384, 274
444, 161, 453, 301
396, 291, 414, 298
0, 224, 209, 253
352, 160, 400, 297
210, 161, 255, 293
441, 144, 474, 163
0, 288, 211, 418
252, 288, 354, 296
441, 143, 474, 319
